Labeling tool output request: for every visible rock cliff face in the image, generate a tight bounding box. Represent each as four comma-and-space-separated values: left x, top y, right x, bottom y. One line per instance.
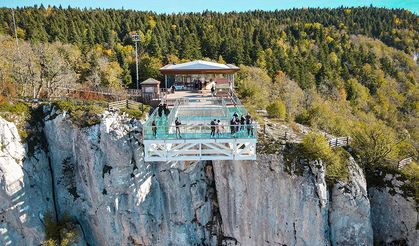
0, 117, 54, 245
369, 174, 418, 245
213, 156, 329, 245
328, 159, 373, 245
43, 110, 221, 245
213, 157, 374, 246
0, 110, 417, 245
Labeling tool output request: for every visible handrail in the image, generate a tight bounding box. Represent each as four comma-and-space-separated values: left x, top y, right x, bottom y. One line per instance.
167, 97, 187, 126
230, 91, 242, 106
221, 98, 231, 119
144, 122, 258, 140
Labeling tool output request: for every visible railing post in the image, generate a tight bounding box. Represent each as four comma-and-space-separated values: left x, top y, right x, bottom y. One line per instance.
126, 99, 129, 109
335, 138, 338, 148
284, 131, 287, 141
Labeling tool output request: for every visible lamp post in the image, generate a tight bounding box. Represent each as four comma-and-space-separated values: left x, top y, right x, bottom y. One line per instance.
131, 34, 141, 90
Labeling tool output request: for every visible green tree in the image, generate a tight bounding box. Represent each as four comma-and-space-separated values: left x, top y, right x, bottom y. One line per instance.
352, 122, 401, 169
301, 132, 349, 183
266, 100, 286, 119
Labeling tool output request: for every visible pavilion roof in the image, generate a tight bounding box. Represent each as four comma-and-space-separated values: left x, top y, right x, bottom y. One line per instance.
160, 60, 239, 75
140, 78, 160, 85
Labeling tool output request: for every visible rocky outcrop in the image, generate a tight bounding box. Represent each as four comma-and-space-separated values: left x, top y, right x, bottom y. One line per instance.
43, 111, 221, 245
213, 156, 330, 245
369, 174, 418, 245
0, 117, 54, 246
212, 156, 377, 246
329, 159, 373, 245
1, 110, 418, 245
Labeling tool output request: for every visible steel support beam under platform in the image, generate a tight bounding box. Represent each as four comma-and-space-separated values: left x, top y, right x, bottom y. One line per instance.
143, 138, 256, 162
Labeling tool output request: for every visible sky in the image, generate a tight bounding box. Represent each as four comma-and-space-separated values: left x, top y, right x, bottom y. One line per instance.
1, 0, 418, 14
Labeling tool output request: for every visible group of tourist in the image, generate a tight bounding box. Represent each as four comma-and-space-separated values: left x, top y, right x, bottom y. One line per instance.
230, 112, 253, 137
151, 112, 253, 139
210, 119, 223, 137
209, 112, 253, 138
157, 103, 170, 117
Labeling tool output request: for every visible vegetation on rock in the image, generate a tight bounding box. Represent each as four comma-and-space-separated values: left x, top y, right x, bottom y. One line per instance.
42, 212, 79, 246
301, 132, 349, 183
0, 101, 31, 138
266, 100, 286, 120
52, 100, 105, 127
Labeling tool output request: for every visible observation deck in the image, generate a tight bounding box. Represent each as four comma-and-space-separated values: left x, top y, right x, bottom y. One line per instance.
143, 93, 257, 162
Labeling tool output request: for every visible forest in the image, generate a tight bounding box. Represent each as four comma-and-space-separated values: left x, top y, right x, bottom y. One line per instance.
0, 6, 417, 187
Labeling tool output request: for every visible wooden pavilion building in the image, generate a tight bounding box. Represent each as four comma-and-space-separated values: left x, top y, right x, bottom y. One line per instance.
160, 60, 239, 93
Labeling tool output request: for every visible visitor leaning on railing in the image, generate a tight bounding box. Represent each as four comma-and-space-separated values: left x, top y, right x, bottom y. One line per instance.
143, 122, 257, 140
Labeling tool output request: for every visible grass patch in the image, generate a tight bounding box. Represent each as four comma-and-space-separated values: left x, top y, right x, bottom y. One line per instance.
52, 100, 105, 128
256, 133, 284, 154
121, 108, 147, 119
0, 101, 31, 139
0, 101, 30, 115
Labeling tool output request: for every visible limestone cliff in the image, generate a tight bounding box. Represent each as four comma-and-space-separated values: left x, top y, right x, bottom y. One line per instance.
369, 174, 418, 245
0, 117, 54, 245
0, 110, 417, 245
42, 109, 221, 245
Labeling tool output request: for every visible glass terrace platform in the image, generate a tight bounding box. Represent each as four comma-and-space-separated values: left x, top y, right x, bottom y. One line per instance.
143, 94, 257, 162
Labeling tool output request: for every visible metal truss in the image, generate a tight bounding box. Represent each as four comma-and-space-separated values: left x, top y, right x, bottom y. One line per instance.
143, 138, 256, 162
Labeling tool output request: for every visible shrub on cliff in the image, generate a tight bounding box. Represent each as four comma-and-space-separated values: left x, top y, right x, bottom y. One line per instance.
43, 212, 78, 246
301, 132, 349, 183
0, 101, 31, 138
401, 161, 419, 201
351, 121, 404, 169
53, 100, 104, 127
266, 100, 286, 120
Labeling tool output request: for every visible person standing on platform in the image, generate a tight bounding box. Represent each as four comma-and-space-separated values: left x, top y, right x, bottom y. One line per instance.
175, 117, 182, 138
217, 120, 223, 137
210, 119, 216, 137
230, 117, 236, 136
235, 116, 240, 134
211, 83, 216, 97
246, 115, 253, 136
240, 115, 246, 131
152, 120, 157, 138
163, 103, 169, 117
158, 104, 163, 117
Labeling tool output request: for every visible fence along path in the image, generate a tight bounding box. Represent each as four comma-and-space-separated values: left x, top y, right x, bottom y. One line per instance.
328, 136, 351, 148
55, 86, 141, 98
108, 100, 144, 110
